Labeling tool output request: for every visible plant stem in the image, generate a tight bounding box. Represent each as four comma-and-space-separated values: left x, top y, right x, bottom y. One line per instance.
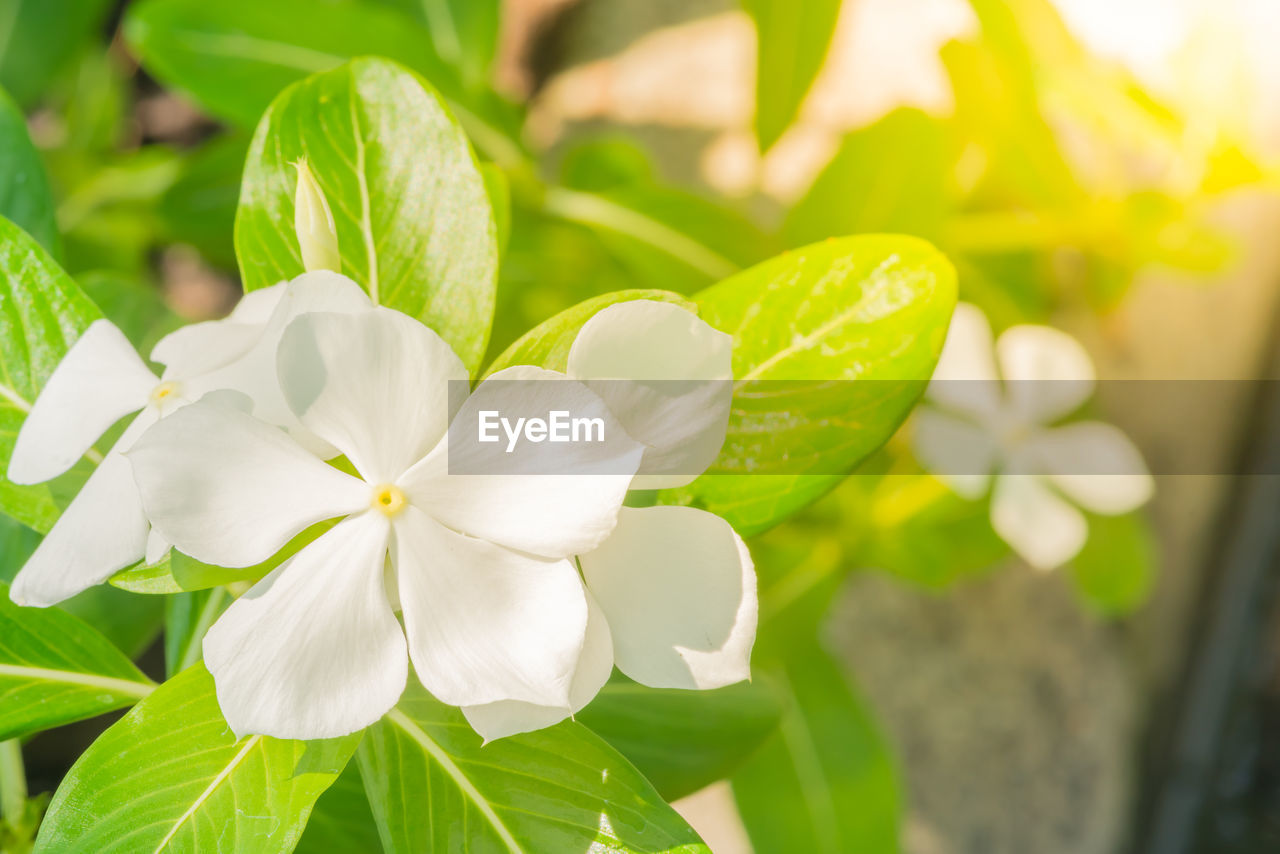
0, 739, 27, 823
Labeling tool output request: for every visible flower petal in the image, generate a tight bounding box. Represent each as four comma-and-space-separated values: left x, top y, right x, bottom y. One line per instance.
912, 408, 999, 499
8, 319, 156, 485
1018, 422, 1154, 514
394, 507, 589, 708
150, 283, 287, 377
990, 474, 1088, 570
277, 308, 466, 483
927, 303, 1002, 418
9, 410, 158, 606
203, 512, 406, 739
996, 324, 1095, 424
461, 590, 614, 742
399, 367, 643, 558
568, 301, 734, 490
127, 399, 367, 567
581, 506, 756, 690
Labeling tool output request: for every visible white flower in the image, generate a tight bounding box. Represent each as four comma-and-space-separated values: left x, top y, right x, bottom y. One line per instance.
6, 271, 373, 607
913, 303, 1154, 570
461, 301, 758, 741
127, 306, 647, 740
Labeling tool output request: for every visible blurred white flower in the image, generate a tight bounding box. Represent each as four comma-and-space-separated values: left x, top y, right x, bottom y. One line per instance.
913, 303, 1153, 570
6, 271, 372, 607
128, 307, 646, 740
463, 300, 757, 742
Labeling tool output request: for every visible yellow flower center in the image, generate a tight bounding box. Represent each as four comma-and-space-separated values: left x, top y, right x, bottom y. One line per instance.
150, 381, 181, 404
370, 484, 406, 517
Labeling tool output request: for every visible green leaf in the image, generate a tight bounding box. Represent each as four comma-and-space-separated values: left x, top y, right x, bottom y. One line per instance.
295, 763, 383, 854
0, 580, 154, 742
485, 288, 693, 376
578, 675, 783, 801
77, 271, 178, 353
59, 586, 165, 660
235, 57, 499, 372
0, 89, 58, 255
107, 556, 182, 595
732, 644, 900, 854
358, 682, 709, 853
0, 216, 102, 533
158, 134, 250, 270
374, 0, 501, 90
1069, 511, 1156, 616
659, 235, 957, 536
123, 0, 524, 163
163, 587, 231, 678
35, 665, 357, 854
742, 0, 843, 151
0, 0, 113, 109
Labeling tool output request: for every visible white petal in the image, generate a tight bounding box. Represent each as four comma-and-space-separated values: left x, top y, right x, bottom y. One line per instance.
203, 512, 406, 739
399, 367, 644, 558
990, 474, 1088, 570
567, 301, 733, 489
911, 408, 999, 499
9, 411, 158, 607
581, 506, 756, 690
144, 528, 170, 565
394, 507, 589, 708
182, 271, 373, 455
149, 283, 285, 376
461, 590, 614, 742
927, 303, 1002, 417
228, 282, 290, 323
1018, 422, 1154, 514
277, 308, 466, 483
996, 324, 1095, 424
8, 320, 156, 485
126, 399, 368, 567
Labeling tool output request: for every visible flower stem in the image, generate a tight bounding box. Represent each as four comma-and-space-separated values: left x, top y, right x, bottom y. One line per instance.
0, 739, 27, 823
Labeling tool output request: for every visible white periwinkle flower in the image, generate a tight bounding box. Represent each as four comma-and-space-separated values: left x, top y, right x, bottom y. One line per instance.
913, 303, 1154, 570
127, 306, 649, 740
462, 300, 757, 741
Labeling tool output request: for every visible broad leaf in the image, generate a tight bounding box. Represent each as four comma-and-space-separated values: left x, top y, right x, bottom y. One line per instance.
659, 235, 957, 536
578, 676, 782, 801
0, 580, 154, 742
35, 666, 357, 854
732, 644, 900, 854
295, 763, 383, 854
358, 682, 709, 853
236, 57, 499, 371
742, 0, 843, 151
0, 89, 58, 255
486, 288, 692, 376
0, 0, 112, 108
0, 216, 102, 533
158, 134, 250, 269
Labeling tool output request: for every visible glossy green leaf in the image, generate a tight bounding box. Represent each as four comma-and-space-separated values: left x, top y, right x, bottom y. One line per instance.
742, 0, 843, 151
732, 644, 900, 854
659, 235, 957, 536
578, 676, 783, 801
163, 587, 231, 678
295, 763, 383, 854
123, 0, 524, 163
358, 682, 709, 853
0, 89, 58, 255
0, 216, 102, 533
0, 0, 112, 108
35, 665, 357, 854
1070, 511, 1156, 617
0, 580, 154, 742
235, 57, 499, 371
486, 288, 693, 376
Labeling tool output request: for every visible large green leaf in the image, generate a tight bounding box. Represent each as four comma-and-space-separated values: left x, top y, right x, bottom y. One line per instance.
235, 57, 499, 371
123, 0, 523, 163
0, 216, 102, 533
732, 644, 900, 854
0, 0, 113, 109
0, 89, 58, 255
742, 0, 843, 151
295, 763, 383, 854
659, 235, 957, 536
35, 665, 357, 854
577, 676, 782, 801
357, 682, 709, 853
0, 580, 154, 742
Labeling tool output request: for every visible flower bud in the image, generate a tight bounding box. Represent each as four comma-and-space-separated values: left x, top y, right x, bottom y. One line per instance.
292, 158, 341, 273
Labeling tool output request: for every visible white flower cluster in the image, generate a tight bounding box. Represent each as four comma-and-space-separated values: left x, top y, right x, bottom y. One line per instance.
8, 275, 756, 742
